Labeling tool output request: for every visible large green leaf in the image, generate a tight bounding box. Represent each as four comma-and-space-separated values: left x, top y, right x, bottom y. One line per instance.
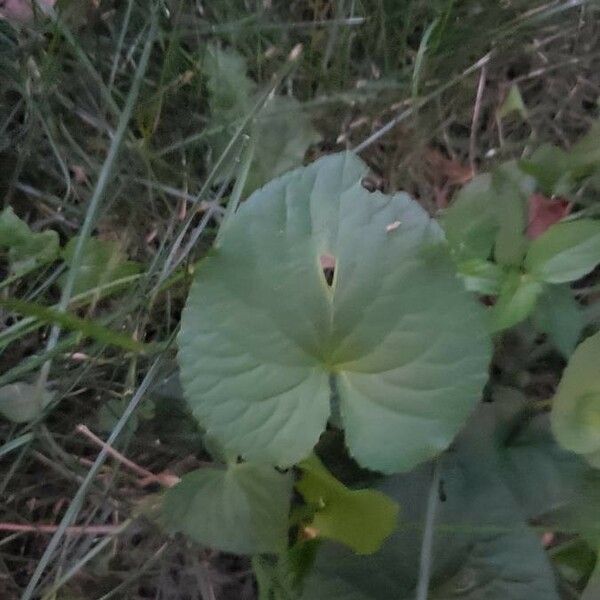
301, 399, 596, 600
296, 455, 398, 555
178, 152, 491, 473
161, 463, 293, 555
0, 206, 59, 275
552, 331, 600, 467
524, 220, 600, 284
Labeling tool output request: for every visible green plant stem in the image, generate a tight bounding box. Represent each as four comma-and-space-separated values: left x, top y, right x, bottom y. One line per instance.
416, 460, 441, 600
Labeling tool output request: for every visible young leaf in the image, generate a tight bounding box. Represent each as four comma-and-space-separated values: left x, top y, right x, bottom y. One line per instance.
0, 382, 53, 423
296, 455, 398, 555
60, 237, 140, 296
203, 44, 320, 194
497, 84, 527, 120
457, 259, 503, 295
519, 145, 574, 197
533, 285, 582, 357
0, 206, 59, 275
552, 331, 600, 467
492, 162, 533, 267
441, 173, 498, 262
178, 152, 491, 474
524, 219, 600, 284
161, 463, 293, 555
489, 270, 543, 333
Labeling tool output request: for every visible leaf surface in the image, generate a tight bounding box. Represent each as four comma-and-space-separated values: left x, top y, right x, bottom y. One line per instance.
0, 382, 53, 423
301, 401, 594, 600
552, 331, 600, 466
162, 463, 292, 555
525, 220, 600, 284
297, 455, 398, 554
0, 206, 59, 275
179, 152, 491, 473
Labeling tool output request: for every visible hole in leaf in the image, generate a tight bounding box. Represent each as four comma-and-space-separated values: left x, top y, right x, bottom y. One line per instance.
320, 254, 336, 287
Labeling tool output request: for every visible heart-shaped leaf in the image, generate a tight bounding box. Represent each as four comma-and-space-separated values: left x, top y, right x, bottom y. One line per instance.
552, 331, 600, 467
524, 219, 600, 284
178, 152, 491, 473
161, 463, 292, 555
297, 455, 399, 555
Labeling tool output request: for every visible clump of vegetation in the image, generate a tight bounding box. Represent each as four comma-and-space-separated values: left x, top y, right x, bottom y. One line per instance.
1, 1, 600, 599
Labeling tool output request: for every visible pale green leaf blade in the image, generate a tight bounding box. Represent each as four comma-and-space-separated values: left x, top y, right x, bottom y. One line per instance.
524, 220, 600, 284
0, 382, 54, 423
179, 152, 491, 473
497, 84, 527, 120
489, 271, 543, 333
297, 455, 398, 555
551, 332, 600, 460
246, 95, 321, 194
519, 144, 573, 197
441, 173, 498, 261
492, 162, 533, 267
203, 44, 255, 119
0, 206, 59, 275
457, 259, 503, 295
60, 236, 141, 296
161, 463, 292, 555
533, 285, 582, 357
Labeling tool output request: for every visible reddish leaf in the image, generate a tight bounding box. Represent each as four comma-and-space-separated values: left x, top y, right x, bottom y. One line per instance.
527, 193, 571, 240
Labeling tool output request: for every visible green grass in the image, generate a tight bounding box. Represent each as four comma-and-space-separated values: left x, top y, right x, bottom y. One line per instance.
1, 0, 600, 598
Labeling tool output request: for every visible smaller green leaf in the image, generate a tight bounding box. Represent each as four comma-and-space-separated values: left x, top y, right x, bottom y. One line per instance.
296, 455, 398, 555
203, 44, 255, 119
533, 285, 582, 357
0, 382, 53, 423
492, 162, 533, 267
489, 270, 543, 332
97, 397, 154, 434
161, 463, 293, 555
441, 173, 498, 261
457, 258, 503, 295
203, 44, 320, 195
519, 145, 573, 197
498, 84, 527, 120
61, 237, 141, 296
525, 219, 600, 284
552, 332, 600, 466
0, 206, 59, 275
